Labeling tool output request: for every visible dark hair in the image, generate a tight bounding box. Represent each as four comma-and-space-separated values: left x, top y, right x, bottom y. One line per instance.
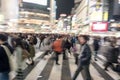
13, 37, 23, 47
58, 36, 63, 39
79, 35, 89, 41
0, 34, 8, 41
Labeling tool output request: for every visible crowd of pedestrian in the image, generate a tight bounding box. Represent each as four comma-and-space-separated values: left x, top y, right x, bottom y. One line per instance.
0, 33, 120, 80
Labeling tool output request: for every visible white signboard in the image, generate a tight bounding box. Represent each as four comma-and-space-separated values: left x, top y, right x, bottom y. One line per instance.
23, 0, 47, 6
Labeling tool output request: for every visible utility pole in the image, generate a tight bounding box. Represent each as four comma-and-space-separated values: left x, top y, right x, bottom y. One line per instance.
50, 0, 54, 25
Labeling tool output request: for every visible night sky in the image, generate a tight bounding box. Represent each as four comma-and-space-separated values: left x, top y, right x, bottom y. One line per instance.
56, 0, 74, 19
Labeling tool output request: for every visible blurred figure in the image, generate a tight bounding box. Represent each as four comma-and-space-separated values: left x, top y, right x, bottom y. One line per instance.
39, 35, 46, 48
28, 36, 35, 65
42, 36, 53, 59
116, 37, 120, 55
64, 37, 72, 56
72, 35, 92, 80
12, 38, 24, 79
71, 36, 76, 47
0, 34, 14, 80
62, 36, 67, 60
93, 37, 100, 61
72, 37, 81, 65
104, 40, 119, 71
52, 36, 63, 65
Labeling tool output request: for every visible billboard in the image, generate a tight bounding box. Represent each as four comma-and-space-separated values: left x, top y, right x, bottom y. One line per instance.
23, 0, 47, 6
109, 22, 120, 31
91, 22, 108, 32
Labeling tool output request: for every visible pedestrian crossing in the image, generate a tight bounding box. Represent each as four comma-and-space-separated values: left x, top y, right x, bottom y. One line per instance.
48, 55, 63, 80
17, 51, 120, 80
25, 55, 49, 80
97, 55, 120, 79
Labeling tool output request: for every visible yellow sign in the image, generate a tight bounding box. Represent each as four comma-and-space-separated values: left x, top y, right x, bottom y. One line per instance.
103, 12, 108, 21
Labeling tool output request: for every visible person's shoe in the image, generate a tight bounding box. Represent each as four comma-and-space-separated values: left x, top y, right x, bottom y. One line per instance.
31, 61, 34, 65
94, 58, 97, 61
104, 68, 109, 71
56, 63, 60, 65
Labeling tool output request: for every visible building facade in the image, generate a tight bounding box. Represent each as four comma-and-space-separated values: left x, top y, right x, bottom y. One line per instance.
74, 0, 120, 36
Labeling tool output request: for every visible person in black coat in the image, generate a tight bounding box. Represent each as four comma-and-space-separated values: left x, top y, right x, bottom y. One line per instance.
104, 41, 119, 71
93, 37, 100, 61
0, 34, 14, 80
72, 35, 92, 80
64, 38, 72, 55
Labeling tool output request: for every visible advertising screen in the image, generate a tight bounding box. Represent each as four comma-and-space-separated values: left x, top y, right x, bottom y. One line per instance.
91, 22, 108, 32
23, 0, 47, 6
109, 22, 120, 31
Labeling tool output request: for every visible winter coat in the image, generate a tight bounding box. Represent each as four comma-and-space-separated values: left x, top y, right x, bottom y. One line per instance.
52, 39, 63, 53
0, 42, 14, 72
29, 44, 35, 59
104, 46, 119, 63
93, 39, 100, 51
79, 44, 92, 65
64, 39, 72, 49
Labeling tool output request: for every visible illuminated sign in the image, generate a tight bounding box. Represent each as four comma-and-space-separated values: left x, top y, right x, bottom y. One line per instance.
91, 22, 108, 32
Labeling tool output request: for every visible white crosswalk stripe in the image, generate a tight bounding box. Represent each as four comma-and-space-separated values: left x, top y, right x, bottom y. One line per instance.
97, 55, 120, 80
90, 63, 105, 80
48, 55, 63, 80
25, 55, 51, 80
68, 57, 84, 80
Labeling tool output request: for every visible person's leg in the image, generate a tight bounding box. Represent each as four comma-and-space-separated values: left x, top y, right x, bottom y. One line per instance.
83, 65, 91, 80
104, 62, 111, 71
75, 54, 78, 65
109, 62, 115, 70
63, 49, 66, 60
68, 48, 71, 55
0, 71, 9, 80
39, 41, 41, 48
55, 52, 60, 65
72, 64, 83, 80
94, 51, 98, 61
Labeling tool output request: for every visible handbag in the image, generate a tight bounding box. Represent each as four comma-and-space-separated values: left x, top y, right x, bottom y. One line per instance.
22, 49, 30, 59
1, 45, 17, 71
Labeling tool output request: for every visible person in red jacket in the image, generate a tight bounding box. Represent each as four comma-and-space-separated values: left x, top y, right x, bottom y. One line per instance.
52, 36, 63, 65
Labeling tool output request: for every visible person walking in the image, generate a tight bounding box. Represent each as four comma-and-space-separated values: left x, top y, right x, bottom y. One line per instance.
0, 34, 14, 80
72, 35, 92, 80
93, 37, 100, 61
104, 40, 119, 71
52, 36, 63, 65
28, 36, 35, 65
